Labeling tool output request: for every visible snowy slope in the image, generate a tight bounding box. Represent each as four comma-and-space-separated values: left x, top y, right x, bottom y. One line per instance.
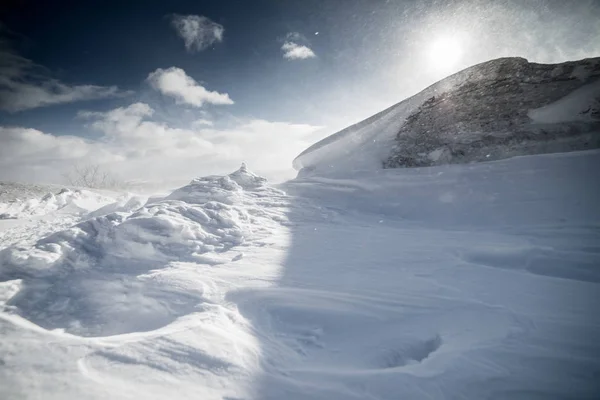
1, 151, 599, 399
0, 188, 114, 220
0, 185, 120, 252
294, 57, 600, 177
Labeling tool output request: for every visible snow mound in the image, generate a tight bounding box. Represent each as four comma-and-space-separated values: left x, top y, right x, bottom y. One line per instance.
0, 165, 286, 337
295, 57, 600, 177
166, 162, 268, 205
0, 188, 113, 219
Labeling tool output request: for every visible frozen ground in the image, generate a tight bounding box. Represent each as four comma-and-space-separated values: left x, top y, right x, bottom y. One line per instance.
0, 152, 599, 399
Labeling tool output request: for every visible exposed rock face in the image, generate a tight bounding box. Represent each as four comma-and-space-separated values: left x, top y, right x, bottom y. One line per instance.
383, 57, 600, 168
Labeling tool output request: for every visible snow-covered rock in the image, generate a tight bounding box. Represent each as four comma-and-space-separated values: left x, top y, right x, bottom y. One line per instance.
294, 57, 600, 176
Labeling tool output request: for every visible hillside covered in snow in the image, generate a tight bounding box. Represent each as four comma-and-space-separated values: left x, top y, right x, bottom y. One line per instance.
294, 57, 600, 177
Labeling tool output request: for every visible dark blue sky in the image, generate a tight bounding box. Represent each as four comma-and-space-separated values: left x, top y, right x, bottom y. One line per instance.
1, 0, 600, 136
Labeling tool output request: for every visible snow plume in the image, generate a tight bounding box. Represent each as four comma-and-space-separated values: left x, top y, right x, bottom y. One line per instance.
170, 14, 224, 53
281, 32, 316, 60
0, 45, 131, 112
147, 67, 233, 107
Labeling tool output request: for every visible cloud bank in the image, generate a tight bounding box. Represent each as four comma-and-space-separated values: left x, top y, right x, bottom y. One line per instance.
170, 14, 224, 53
147, 67, 233, 107
1, 102, 325, 185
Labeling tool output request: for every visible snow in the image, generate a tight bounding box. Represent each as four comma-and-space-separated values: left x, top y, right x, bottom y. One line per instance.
1, 151, 600, 399
0, 188, 114, 220
528, 79, 600, 123
0, 187, 119, 251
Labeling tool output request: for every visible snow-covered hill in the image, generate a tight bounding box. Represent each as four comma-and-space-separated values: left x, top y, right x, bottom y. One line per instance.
1, 150, 599, 399
294, 57, 600, 177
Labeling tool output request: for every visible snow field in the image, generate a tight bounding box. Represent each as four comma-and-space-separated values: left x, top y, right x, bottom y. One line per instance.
1, 151, 599, 399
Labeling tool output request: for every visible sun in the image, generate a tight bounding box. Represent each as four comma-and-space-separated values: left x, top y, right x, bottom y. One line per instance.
428, 35, 463, 71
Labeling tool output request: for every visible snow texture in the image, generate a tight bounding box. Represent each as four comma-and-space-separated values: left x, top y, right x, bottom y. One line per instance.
0, 188, 113, 220
0, 151, 599, 399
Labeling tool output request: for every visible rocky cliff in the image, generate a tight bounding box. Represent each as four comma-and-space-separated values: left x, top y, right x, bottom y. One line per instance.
294, 57, 600, 177
383, 57, 600, 168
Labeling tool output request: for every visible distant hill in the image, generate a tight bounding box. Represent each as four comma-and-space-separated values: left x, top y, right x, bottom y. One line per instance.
294, 57, 600, 177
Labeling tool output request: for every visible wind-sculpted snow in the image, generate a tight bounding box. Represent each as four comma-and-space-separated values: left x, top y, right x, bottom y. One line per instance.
0, 188, 113, 219
1, 154, 599, 399
0, 165, 287, 337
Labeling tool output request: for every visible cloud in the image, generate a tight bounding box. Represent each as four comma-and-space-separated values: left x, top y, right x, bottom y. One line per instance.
0, 126, 118, 182
281, 32, 316, 60
1, 79, 326, 181
170, 14, 224, 53
0, 127, 94, 164
0, 46, 131, 113
281, 42, 316, 60
78, 103, 154, 138
192, 118, 214, 127
0, 102, 323, 184
147, 67, 233, 107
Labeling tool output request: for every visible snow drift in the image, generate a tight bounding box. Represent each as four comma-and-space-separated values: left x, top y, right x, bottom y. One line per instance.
0, 188, 113, 220
0, 165, 287, 337
294, 56, 600, 177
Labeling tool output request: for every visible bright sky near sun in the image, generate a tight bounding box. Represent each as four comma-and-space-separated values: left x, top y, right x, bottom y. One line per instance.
428, 35, 465, 71
1, 0, 599, 185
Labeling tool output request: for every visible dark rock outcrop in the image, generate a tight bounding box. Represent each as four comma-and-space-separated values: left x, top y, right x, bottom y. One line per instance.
383, 57, 600, 168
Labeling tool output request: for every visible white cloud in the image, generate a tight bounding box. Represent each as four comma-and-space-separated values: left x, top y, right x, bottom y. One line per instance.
0, 47, 131, 113
78, 103, 154, 138
0, 127, 92, 163
0, 126, 118, 182
192, 118, 214, 127
282, 42, 316, 60
170, 14, 224, 53
0, 102, 324, 184
281, 32, 316, 60
1, 97, 327, 184
147, 67, 233, 107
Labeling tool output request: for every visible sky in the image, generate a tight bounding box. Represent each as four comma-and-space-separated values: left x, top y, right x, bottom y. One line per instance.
1, 0, 599, 185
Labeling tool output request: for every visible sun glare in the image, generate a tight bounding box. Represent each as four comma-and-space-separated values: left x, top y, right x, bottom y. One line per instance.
428, 36, 463, 70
